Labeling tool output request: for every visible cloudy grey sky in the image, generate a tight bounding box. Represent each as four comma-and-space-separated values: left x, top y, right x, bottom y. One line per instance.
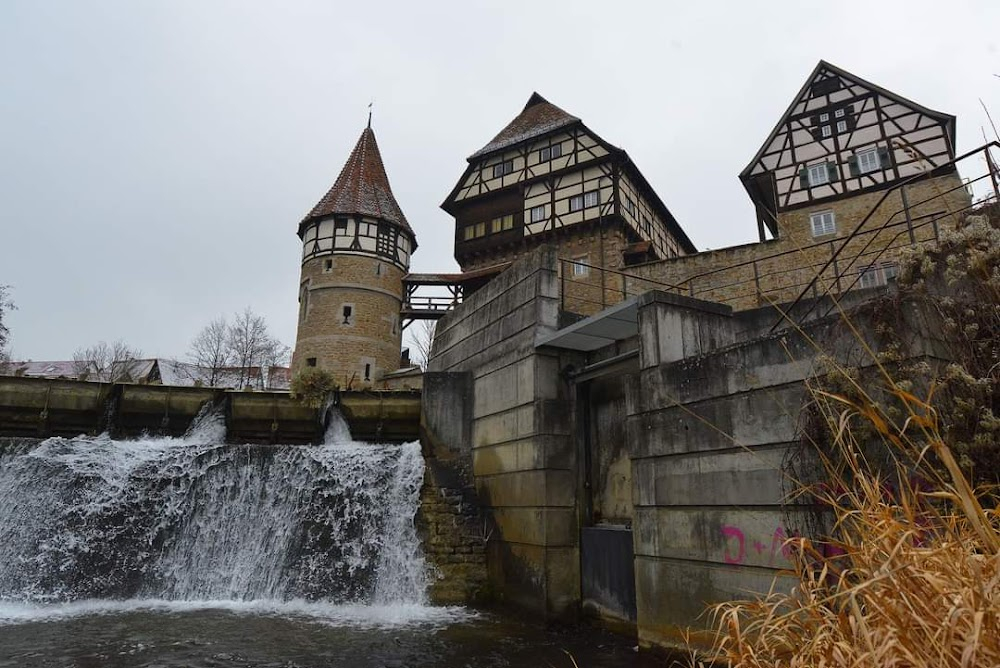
2, 0, 998, 361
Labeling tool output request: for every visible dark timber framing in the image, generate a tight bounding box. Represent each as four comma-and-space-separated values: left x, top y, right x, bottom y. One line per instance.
740, 60, 958, 240
443, 95, 695, 270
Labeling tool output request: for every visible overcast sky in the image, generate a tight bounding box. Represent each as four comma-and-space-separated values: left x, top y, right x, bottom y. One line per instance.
2, 0, 998, 361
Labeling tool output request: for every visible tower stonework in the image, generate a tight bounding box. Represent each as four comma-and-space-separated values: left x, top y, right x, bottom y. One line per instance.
292, 126, 416, 388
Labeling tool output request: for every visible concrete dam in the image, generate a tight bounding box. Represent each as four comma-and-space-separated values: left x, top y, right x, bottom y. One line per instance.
0, 244, 944, 654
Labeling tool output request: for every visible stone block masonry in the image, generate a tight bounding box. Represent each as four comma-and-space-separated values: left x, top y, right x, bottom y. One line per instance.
426, 245, 580, 617
624, 171, 971, 310
293, 254, 404, 387
421, 239, 956, 652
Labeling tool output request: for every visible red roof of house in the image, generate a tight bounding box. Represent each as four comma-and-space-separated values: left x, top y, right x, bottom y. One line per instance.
468, 93, 580, 161
301, 126, 414, 237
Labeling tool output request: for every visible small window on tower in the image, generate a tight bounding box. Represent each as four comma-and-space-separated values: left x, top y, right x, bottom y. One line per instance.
306, 358, 317, 367
530, 205, 546, 223
323, 258, 333, 273
334, 219, 348, 235
342, 304, 355, 326
364, 363, 371, 381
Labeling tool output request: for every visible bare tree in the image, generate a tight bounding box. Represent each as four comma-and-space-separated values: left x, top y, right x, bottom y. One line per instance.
188, 316, 232, 387
226, 307, 288, 389
73, 340, 144, 382
410, 319, 436, 369
0, 285, 13, 369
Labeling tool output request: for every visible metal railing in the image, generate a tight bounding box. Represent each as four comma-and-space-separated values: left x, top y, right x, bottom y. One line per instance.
558, 141, 1000, 320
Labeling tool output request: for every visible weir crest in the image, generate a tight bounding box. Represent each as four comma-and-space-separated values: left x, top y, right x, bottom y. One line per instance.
0, 405, 428, 610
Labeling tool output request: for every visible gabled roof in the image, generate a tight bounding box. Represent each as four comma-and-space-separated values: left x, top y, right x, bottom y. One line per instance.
468, 92, 581, 161
300, 126, 414, 239
740, 60, 957, 179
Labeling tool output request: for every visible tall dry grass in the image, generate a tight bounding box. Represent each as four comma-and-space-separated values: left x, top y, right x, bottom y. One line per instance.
698, 382, 1000, 667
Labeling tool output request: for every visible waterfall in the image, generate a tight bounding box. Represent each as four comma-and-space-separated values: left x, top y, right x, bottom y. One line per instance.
0, 406, 428, 608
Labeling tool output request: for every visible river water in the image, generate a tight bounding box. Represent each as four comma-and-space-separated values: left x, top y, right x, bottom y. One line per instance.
0, 410, 665, 667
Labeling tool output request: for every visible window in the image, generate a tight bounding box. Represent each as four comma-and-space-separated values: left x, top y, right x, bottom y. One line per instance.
306, 358, 317, 367
530, 205, 546, 223
376, 224, 395, 257
859, 262, 899, 289
323, 258, 333, 273
571, 256, 589, 277
856, 148, 880, 174
569, 192, 598, 212
539, 143, 562, 162
623, 196, 635, 216
820, 112, 829, 122
341, 304, 354, 326
835, 108, 845, 118
858, 266, 880, 289
490, 214, 514, 233
821, 125, 832, 138
836, 120, 847, 134
364, 363, 371, 381
810, 211, 836, 237
334, 219, 348, 235
882, 263, 898, 282
492, 160, 514, 178
808, 163, 831, 186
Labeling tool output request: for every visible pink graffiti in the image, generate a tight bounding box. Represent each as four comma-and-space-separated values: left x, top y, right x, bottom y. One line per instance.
721, 525, 792, 565
721, 525, 745, 564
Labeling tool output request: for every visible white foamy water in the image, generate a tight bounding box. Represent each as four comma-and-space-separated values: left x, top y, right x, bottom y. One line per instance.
0, 598, 473, 629
0, 406, 450, 627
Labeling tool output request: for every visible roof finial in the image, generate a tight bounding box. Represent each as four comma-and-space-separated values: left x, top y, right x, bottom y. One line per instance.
367, 99, 373, 128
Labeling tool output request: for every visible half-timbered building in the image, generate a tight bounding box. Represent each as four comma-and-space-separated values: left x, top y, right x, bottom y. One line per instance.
292, 124, 417, 387
741, 60, 964, 246
442, 93, 696, 313
624, 61, 972, 309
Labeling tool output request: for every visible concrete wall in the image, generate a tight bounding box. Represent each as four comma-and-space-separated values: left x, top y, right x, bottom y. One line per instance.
426, 245, 581, 617
0, 377, 421, 443
623, 288, 947, 649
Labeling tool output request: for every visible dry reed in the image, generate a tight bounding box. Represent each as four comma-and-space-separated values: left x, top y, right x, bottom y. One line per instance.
698, 383, 1000, 667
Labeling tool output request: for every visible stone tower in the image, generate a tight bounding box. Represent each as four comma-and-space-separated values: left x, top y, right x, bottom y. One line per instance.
292, 124, 417, 388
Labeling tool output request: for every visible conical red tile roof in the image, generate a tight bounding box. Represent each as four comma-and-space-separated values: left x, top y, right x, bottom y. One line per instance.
468, 92, 580, 160
301, 127, 413, 236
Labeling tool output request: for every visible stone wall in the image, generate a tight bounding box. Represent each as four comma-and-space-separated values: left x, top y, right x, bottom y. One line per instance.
418, 460, 490, 604
624, 171, 970, 310
293, 253, 404, 386
461, 223, 633, 317
425, 245, 580, 617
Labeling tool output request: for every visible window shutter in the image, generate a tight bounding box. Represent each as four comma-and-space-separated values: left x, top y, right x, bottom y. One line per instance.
827, 163, 839, 182
799, 168, 809, 189
878, 146, 891, 169
848, 156, 860, 177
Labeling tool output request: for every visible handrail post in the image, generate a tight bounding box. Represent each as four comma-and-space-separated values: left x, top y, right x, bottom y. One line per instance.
900, 185, 916, 244
560, 259, 566, 312
989, 145, 1000, 202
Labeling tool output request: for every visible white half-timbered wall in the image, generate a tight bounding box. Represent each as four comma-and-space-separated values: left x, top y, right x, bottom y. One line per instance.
746, 67, 953, 210
453, 127, 610, 202
301, 215, 413, 271
617, 173, 684, 260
